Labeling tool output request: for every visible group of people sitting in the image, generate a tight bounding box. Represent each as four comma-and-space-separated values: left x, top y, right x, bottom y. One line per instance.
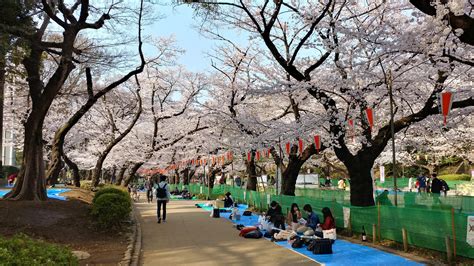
170, 187, 192, 199
265, 201, 336, 240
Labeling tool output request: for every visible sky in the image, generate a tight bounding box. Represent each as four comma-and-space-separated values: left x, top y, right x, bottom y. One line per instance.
144, 3, 246, 72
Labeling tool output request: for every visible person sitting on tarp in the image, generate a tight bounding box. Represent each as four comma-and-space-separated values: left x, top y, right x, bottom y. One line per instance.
224, 192, 234, 207
181, 187, 192, 199
266, 201, 285, 230
171, 187, 180, 195
297, 204, 320, 236
314, 207, 336, 239
287, 203, 303, 231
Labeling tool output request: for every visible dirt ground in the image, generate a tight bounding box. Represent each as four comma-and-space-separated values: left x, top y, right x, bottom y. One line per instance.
0, 188, 129, 265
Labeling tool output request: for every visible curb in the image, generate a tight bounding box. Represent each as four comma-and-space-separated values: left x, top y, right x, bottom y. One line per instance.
121, 204, 142, 265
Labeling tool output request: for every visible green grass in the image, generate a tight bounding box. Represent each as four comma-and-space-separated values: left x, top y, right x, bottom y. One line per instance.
439, 174, 471, 181
0, 234, 78, 265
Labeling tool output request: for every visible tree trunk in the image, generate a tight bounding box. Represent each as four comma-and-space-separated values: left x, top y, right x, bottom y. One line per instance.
4, 111, 47, 200
174, 170, 180, 184
270, 144, 319, 195
182, 168, 194, 185
92, 90, 142, 187
346, 157, 375, 206
62, 151, 80, 187
115, 163, 129, 185
122, 162, 143, 187
245, 152, 257, 191
110, 166, 117, 184
46, 132, 65, 186
0, 39, 5, 174
281, 159, 304, 196
208, 167, 222, 189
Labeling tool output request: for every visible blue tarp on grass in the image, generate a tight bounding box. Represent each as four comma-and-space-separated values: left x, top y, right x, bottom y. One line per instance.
0, 188, 70, 200
196, 203, 422, 266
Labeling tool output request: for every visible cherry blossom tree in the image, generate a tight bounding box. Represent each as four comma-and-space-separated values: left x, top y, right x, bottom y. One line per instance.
188, 0, 473, 206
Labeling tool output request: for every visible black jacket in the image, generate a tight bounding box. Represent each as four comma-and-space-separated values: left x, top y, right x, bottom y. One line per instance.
431, 178, 443, 194
267, 205, 283, 223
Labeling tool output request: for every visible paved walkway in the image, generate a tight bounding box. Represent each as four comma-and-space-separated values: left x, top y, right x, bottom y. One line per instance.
135, 199, 318, 266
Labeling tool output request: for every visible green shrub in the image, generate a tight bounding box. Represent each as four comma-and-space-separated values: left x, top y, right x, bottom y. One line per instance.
93, 186, 129, 204
195, 193, 208, 200
439, 174, 471, 181
80, 180, 93, 190
80, 180, 105, 191
91, 193, 131, 228
0, 233, 78, 265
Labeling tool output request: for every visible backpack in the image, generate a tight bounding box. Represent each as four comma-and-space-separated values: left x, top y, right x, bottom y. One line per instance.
291, 237, 304, 248
156, 184, 167, 198
243, 229, 263, 239
441, 180, 450, 191
310, 238, 333, 254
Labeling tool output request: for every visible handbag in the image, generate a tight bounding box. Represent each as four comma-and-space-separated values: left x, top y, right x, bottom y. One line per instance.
311, 238, 333, 254
243, 210, 252, 216
211, 208, 220, 218
306, 239, 317, 251
291, 237, 304, 248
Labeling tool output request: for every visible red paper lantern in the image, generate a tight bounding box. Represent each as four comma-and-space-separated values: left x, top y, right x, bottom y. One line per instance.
298, 139, 303, 154
286, 142, 291, 154
256, 151, 261, 161
348, 119, 355, 142
441, 92, 453, 125
247, 151, 251, 162
314, 135, 321, 151
365, 108, 374, 130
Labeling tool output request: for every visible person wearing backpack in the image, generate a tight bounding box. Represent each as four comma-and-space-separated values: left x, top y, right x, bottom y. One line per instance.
155, 175, 171, 223
441, 179, 449, 196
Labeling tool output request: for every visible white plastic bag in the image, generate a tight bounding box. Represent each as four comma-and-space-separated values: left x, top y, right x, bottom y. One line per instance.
323, 228, 337, 240
257, 215, 274, 231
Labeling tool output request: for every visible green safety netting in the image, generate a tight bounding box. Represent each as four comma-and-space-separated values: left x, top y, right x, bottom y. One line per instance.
167, 183, 474, 258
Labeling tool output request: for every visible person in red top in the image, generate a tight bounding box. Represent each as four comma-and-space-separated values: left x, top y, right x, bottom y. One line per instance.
315, 207, 336, 238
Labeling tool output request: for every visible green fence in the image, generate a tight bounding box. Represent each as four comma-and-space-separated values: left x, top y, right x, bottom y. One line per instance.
168, 183, 474, 259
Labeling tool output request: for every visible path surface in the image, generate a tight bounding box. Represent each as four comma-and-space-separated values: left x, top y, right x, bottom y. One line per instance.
135, 199, 318, 266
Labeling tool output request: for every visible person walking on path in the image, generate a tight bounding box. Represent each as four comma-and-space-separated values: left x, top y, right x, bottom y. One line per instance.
145, 177, 154, 203
430, 173, 442, 194
155, 175, 171, 223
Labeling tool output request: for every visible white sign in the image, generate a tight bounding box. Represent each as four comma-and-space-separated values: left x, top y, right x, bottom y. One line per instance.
244, 191, 247, 200
277, 167, 282, 194
380, 165, 385, 183
467, 216, 474, 246
267, 194, 271, 205
200, 186, 203, 194
343, 207, 351, 228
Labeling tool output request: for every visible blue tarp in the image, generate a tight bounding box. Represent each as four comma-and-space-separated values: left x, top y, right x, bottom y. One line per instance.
197, 203, 422, 266
0, 188, 70, 200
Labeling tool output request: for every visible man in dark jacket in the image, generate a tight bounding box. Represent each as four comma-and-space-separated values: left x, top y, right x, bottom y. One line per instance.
430, 174, 443, 194
266, 201, 285, 230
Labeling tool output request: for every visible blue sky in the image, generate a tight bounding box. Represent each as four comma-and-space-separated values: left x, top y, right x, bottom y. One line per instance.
144, 3, 245, 72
